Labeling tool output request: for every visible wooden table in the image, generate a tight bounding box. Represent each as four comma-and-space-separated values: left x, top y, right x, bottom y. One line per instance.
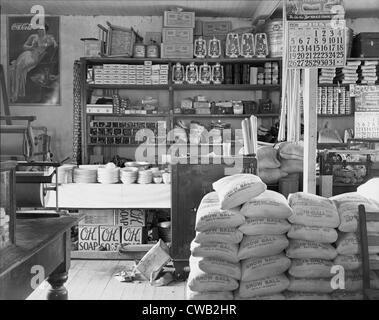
0, 215, 82, 300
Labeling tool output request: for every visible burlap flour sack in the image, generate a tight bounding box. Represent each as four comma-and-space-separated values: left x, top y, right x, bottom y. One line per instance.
286, 240, 337, 260
341, 270, 379, 292
189, 256, 241, 280
187, 268, 239, 292
239, 217, 291, 236
288, 258, 333, 278
279, 159, 303, 174
288, 192, 340, 228
257, 146, 281, 169
333, 255, 361, 270
287, 276, 334, 293
195, 192, 245, 232
238, 234, 289, 260
238, 274, 290, 298
186, 286, 234, 300
357, 178, 379, 206
287, 224, 338, 243
241, 254, 291, 282
285, 292, 331, 300
194, 228, 243, 244
331, 192, 379, 232
331, 291, 363, 300
234, 292, 285, 300
212, 174, 267, 210
336, 233, 359, 255
190, 241, 239, 263
258, 168, 288, 184
240, 190, 292, 219
277, 141, 304, 160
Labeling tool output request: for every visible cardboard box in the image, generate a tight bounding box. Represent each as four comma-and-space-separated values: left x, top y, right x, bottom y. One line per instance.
99, 225, 120, 251
161, 43, 194, 59
117, 209, 146, 227
121, 226, 147, 245
163, 11, 195, 28
202, 21, 232, 36
194, 20, 203, 36
78, 225, 99, 251
162, 28, 193, 44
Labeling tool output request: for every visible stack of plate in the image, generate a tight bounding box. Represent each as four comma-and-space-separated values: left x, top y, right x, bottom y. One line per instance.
73, 168, 97, 183
97, 167, 120, 184
120, 167, 138, 184
137, 169, 153, 184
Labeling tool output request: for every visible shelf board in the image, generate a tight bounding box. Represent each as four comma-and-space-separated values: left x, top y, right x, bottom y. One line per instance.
318, 114, 354, 117
318, 83, 350, 87
86, 113, 168, 117
82, 57, 282, 64
172, 113, 279, 118
172, 84, 280, 90
87, 84, 169, 90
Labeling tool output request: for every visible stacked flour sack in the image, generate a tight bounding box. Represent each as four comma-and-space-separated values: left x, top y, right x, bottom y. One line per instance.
330, 192, 379, 300
186, 174, 267, 300
285, 192, 340, 300
236, 190, 292, 300
256, 146, 288, 185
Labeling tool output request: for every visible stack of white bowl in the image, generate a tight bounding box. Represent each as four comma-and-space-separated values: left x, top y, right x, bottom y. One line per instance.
120, 167, 138, 184
73, 167, 97, 183
97, 166, 120, 184
137, 169, 153, 184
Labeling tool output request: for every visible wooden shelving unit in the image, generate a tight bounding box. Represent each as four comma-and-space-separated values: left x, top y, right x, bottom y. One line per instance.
80, 56, 282, 164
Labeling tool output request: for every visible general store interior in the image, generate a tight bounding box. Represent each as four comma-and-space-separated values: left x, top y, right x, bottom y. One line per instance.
1, 0, 379, 301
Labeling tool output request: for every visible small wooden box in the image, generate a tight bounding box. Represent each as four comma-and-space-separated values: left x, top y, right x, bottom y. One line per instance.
82, 39, 104, 57
117, 209, 146, 227
202, 21, 232, 36
163, 11, 195, 28
99, 225, 120, 251
162, 28, 193, 44
78, 225, 99, 251
161, 43, 193, 59
121, 226, 147, 245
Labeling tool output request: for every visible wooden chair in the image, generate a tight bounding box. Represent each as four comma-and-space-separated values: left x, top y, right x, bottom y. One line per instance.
358, 204, 379, 300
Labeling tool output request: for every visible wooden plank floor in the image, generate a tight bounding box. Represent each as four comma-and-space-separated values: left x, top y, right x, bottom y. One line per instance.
27, 260, 186, 300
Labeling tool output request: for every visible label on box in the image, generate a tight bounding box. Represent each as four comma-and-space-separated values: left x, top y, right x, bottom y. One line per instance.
164, 11, 195, 28
162, 27, 193, 43
78, 225, 99, 251
121, 226, 144, 245
99, 225, 120, 251
161, 43, 194, 59
117, 209, 145, 228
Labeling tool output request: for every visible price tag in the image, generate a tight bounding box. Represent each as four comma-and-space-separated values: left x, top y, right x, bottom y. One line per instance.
287, 20, 346, 69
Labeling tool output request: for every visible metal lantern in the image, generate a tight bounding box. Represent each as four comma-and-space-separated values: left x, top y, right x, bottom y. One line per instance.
241, 33, 255, 58
172, 62, 185, 84
208, 37, 221, 58
255, 33, 269, 58
225, 33, 240, 58
199, 62, 212, 84
211, 63, 224, 85
194, 36, 207, 59
185, 62, 199, 84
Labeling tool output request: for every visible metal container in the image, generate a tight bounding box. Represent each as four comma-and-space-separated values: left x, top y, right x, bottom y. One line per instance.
146, 42, 159, 58
133, 42, 146, 58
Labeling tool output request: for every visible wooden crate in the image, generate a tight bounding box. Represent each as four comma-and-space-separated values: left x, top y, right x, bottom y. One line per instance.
78, 225, 99, 251
162, 28, 193, 44
161, 43, 193, 59
163, 11, 195, 28
202, 21, 232, 36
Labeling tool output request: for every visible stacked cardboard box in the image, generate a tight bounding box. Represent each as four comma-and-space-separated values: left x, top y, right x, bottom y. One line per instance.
161, 10, 195, 59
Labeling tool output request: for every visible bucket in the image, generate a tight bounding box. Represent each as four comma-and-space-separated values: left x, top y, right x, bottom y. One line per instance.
158, 221, 172, 243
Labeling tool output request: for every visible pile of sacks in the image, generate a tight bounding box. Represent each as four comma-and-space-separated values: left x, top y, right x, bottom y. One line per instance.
186, 174, 267, 300
236, 190, 292, 299
285, 192, 339, 300
256, 142, 304, 185
330, 192, 379, 299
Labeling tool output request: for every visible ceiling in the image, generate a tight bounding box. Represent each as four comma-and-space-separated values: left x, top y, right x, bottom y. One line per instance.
1, 0, 378, 19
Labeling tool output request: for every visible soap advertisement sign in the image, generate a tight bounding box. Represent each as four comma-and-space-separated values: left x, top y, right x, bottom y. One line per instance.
78, 225, 99, 251
99, 225, 120, 251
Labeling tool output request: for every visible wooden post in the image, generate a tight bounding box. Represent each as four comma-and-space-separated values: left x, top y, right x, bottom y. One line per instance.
303, 68, 318, 194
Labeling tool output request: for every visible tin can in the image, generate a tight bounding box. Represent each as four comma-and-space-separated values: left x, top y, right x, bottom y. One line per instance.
146, 42, 159, 58
133, 42, 146, 58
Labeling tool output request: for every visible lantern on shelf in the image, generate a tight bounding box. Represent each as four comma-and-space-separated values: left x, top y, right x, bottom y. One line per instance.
225, 33, 240, 58
208, 37, 222, 58
241, 33, 255, 58
211, 63, 224, 85
194, 36, 207, 59
199, 62, 212, 84
185, 62, 199, 84
255, 33, 269, 58
172, 62, 185, 84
